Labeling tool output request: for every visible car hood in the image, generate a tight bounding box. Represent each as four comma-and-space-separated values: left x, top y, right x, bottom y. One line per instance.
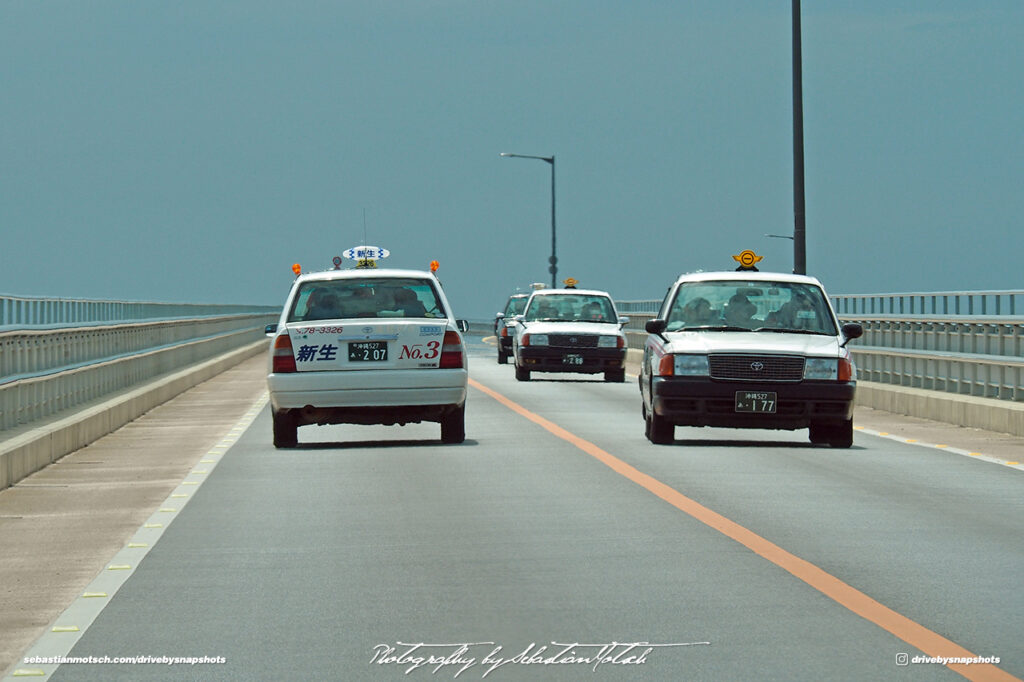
662, 330, 841, 357
519, 321, 624, 336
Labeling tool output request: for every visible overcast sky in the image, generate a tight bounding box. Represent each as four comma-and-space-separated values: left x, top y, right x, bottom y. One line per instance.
2, 1, 1020, 319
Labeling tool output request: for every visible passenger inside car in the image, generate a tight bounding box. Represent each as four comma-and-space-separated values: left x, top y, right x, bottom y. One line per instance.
394, 287, 428, 317
724, 292, 758, 327
306, 290, 341, 320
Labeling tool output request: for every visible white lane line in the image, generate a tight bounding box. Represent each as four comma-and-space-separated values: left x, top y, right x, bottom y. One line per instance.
854, 425, 1023, 471
5, 392, 269, 681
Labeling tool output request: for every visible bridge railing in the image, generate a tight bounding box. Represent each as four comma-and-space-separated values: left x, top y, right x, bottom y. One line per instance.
616, 291, 1024, 403
0, 296, 280, 432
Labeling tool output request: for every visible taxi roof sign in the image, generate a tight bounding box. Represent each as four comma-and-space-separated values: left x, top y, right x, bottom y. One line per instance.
733, 249, 763, 271
562, 277, 578, 289
343, 245, 390, 260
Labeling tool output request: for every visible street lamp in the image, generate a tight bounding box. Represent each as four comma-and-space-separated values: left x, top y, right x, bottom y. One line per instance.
500, 152, 557, 288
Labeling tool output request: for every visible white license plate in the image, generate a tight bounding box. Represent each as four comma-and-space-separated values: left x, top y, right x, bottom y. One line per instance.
562, 354, 584, 366
735, 391, 777, 413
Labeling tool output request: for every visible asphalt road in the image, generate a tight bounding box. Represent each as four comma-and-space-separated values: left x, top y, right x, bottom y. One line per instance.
5, 337, 1022, 681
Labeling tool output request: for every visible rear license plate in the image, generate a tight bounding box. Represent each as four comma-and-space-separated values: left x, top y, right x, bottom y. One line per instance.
735, 391, 777, 413
348, 341, 388, 362
562, 354, 584, 366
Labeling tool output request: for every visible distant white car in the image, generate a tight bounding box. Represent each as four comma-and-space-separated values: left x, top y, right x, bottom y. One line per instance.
639, 269, 863, 447
265, 268, 469, 447
511, 288, 629, 382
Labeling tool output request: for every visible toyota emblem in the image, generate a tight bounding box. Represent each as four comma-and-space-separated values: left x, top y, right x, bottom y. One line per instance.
750, 361, 765, 372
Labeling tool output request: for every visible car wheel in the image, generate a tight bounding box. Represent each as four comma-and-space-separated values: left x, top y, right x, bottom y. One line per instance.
515, 363, 531, 381
497, 349, 508, 364
604, 368, 625, 383
272, 411, 298, 449
646, 411, 673, 445
828, 419, 854, 448
808, 422, 830, 445
440, 404, 466, 444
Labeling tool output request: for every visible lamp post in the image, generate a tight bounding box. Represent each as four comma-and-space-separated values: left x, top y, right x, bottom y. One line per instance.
500, 152, 557, 288
792, 0, 807, 275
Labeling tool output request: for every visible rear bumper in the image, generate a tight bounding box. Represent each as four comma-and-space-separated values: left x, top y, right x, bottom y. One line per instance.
651, 377, 855, 429
268, 368, 467, 412
518, 347, 626, 374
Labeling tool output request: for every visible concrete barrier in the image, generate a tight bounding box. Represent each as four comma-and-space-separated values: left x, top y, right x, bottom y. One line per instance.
0, 340, 268, 491
624, 348, 1024, 437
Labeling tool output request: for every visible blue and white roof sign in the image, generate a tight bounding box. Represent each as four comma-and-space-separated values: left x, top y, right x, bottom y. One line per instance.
343, 245, 390, 260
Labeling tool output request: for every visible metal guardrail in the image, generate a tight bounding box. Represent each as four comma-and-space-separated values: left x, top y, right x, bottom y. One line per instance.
615, 293, 1024, 403
0, 296, 281, 432
0, 293, 277, 330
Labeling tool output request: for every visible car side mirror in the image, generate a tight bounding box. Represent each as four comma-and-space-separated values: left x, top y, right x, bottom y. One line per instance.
514, 315, 525, 323
645, 319, 666, 335
840, 322, 863, 347
495, 313, 504, 320
618, 315, 630, 326
264, 324, 278, 336
456, 319, 470, 333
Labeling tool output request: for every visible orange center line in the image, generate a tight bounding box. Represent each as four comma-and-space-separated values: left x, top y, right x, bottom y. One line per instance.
468, 377, 1018, 682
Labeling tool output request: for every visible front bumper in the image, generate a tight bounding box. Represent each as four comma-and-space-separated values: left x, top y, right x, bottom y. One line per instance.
651, 376, 855, 429
518, 346, 626, 374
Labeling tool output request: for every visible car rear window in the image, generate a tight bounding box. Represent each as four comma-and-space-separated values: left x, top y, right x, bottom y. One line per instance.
287, 278, 446, 321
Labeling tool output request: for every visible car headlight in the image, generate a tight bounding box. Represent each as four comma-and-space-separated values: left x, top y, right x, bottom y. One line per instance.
597, 335, 619, 348
526, 334, 548, 347
674, 354, 709, 376
803, 357, 838, 380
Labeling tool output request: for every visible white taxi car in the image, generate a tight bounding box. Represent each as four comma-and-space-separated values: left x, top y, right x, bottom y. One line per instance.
265, 267, 469, 447
512, 288, 629, 382
639, 268, 863, 447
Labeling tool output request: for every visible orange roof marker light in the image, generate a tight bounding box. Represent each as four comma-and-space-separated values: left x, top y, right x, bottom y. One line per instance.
430, 260, 440, 273
292, 263, 302, 277
733, 249, 763, 272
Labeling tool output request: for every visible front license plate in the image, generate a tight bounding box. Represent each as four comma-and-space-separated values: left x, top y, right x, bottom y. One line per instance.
735, 391, 777, 413
348, 341, 388, 362
562, 354, 584, 366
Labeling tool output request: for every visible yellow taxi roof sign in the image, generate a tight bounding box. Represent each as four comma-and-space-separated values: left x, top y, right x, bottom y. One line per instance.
562, 277, 578, 289
733, 250, 763, 271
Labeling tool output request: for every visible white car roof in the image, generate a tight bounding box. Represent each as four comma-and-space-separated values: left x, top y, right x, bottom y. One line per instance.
295, 268, 439, 284
672, 270, 825, 287
528, 288, 614, 298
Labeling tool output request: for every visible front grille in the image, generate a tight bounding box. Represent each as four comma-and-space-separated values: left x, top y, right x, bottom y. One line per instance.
709, 354, 804, 382
548, 334, 598, 348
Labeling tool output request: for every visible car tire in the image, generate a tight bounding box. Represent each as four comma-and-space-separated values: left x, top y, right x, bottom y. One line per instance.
646, 411, 673, 445
808, 422, 830, 445
515, 363, 531, 381
604, 369, 626, 383
272, 411, 298, 449
828, 419, 854, 448
440, 404, 466, 444
497, 349, 508, 364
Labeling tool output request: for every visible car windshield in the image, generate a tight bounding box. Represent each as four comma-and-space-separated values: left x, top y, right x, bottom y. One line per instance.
664, 281, 837, 335
524, 294, 617, 323
504, 296, 528, 316
287, 278, 445, 321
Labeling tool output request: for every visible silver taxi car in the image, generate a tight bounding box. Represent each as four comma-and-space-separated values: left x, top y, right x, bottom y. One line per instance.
639, 270, 863, 447
512, 288, 629, 382
265, 268, 469, 447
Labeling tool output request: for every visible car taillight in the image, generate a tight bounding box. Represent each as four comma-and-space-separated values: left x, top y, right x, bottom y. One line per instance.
439, 331, 464, 368
839, 356, 855, 381
500, 325, 508, 338
272, 333, 297, 373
